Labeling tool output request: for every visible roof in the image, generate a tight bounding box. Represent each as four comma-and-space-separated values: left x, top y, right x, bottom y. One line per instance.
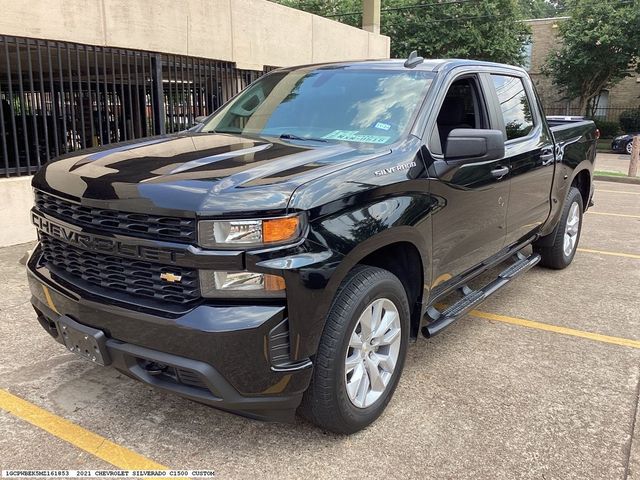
274, 58, 526, 74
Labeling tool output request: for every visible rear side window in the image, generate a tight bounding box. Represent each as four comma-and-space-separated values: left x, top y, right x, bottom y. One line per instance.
491, 75, 534, 140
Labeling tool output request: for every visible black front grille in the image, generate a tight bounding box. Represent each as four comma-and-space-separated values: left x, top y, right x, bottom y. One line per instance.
35, 191, 196, 243
40, 233, 200, 305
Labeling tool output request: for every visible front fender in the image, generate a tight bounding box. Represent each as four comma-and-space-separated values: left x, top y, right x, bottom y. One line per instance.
268, 193, 434, 359
308, 194, 432, 288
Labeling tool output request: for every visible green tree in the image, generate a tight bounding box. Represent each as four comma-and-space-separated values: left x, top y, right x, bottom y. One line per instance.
273, 0, 531, 65
543, 0, 640, 116
518, 0, 565, 18
275, 0, 359, 21
383, 0, 530, 62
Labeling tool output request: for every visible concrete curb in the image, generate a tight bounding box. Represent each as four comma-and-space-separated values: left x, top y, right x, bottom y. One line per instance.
594, 174, 640, 185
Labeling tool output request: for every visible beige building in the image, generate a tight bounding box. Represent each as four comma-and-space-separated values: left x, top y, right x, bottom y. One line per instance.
526, 17, 640, 119
0, 0, 389, 71
0, 0, 390, 246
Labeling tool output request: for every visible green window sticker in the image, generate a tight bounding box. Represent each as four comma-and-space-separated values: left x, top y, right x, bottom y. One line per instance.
322, 130, 391, 144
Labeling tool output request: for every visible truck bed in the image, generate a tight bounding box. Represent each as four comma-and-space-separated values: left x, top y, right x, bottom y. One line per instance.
547, 116, 596, 144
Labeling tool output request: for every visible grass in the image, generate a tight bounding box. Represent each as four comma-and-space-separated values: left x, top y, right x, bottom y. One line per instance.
594, 170, 630, 177
597, 139, 613, 152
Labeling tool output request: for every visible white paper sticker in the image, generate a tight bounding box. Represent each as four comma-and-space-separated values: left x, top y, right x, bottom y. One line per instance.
322, 130, 391, 144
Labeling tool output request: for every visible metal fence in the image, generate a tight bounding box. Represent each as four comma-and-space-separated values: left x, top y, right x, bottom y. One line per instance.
0, 35, 268, 177
543, 105, 632, 123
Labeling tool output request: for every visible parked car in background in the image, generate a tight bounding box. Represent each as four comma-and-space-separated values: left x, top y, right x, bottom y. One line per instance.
612, 133, 640, 154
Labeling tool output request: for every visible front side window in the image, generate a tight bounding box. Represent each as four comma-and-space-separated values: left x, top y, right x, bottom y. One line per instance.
203, 68, 434, 145
435, 77, 486, 151
491, 75, 534, 140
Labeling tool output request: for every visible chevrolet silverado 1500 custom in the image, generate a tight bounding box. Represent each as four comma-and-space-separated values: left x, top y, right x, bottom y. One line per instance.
27, 56, 597, 434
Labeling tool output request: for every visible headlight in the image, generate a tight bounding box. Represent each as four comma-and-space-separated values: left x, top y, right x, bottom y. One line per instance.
199, 270, 285, 298
197, 214, 304, 248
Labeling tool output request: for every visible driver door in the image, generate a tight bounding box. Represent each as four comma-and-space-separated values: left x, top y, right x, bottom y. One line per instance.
426, 73, 511, 286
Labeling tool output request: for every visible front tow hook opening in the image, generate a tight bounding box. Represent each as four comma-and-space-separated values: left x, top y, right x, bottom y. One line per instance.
142, 360, 169, 376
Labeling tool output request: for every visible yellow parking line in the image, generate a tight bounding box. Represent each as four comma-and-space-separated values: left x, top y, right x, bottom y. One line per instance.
469, 310, 640, 349
588, 211, 640, 219
597, 189, 640, 195
577, 248, 640, 259
0, 389, 169, 471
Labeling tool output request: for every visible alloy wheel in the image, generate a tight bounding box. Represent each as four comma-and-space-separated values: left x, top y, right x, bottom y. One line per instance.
344, 298, 402, 408
563, 201, 581, 257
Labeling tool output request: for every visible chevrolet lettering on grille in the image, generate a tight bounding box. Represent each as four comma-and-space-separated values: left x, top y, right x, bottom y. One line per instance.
31, 212, 186, 264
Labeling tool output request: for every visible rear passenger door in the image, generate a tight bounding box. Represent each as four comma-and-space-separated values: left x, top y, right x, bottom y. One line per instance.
487, 73, 555, 247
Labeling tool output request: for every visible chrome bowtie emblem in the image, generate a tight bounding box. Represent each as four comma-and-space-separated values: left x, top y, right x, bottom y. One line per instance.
160, 272, 182, 283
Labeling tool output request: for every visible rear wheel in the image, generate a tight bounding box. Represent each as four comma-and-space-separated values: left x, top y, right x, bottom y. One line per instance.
534, 186, 584, 269
626, 140, 633, 155
299, 266, 409, 434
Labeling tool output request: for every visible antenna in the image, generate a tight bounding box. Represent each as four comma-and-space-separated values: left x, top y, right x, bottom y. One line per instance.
404, 50, 424, 68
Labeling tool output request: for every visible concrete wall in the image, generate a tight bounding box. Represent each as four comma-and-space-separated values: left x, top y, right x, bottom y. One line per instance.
0, 177, 35, 247
0, 0, 390, 70
527, 18, 640, 112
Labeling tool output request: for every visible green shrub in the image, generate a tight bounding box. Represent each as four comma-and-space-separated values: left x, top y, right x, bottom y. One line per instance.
619, 108, 640, 133
589, 119, 621, 138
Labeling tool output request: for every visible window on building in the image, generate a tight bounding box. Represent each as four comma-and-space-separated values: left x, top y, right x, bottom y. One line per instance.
491, 75, 534, 140
522, 37, 533, 71
594, 90, 609, 118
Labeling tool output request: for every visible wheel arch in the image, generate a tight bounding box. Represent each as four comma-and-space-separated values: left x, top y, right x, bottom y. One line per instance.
327, 227, 428, 340
571, 168, 592, 210
356, 241, 424, 338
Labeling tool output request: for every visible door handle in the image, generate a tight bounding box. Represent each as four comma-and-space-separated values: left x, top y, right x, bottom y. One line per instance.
490, 166, 509, 179
540, 147, 555, 166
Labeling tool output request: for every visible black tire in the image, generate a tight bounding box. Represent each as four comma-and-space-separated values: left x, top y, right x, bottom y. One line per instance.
299, 266, 410, 434
533, 186, 584, 269
626, 140, 633, 155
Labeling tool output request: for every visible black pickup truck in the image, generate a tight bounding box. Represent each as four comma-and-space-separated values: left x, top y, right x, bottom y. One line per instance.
26, 57, 597, 434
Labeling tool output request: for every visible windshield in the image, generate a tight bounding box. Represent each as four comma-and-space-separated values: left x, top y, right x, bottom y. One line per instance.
202, 67, 434, 145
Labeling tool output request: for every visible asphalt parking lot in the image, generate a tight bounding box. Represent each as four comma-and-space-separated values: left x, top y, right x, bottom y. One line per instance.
1, 179, 639, 479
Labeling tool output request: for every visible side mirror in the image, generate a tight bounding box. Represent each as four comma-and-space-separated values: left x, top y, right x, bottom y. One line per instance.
194, 116, 208, 124
444, 129, 505, 163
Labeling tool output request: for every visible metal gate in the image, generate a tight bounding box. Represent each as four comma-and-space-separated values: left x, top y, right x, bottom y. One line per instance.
0, 35, 268, 177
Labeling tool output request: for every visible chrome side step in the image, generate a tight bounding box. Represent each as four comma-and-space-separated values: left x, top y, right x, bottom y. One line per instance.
421, 252, 541, 337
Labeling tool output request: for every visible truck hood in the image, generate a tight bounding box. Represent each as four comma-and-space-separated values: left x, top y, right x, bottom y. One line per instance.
33, 132, 389, 216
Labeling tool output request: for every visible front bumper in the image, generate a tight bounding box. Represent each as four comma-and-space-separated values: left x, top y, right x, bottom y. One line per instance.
27, 247, 313, 422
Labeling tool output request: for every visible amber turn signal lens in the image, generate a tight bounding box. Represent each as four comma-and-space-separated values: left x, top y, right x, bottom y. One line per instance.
265, 274, 286, 291
263, 216, 300, 243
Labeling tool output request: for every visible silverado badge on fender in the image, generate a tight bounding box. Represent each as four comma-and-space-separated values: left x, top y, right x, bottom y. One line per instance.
374, 161, 417, 176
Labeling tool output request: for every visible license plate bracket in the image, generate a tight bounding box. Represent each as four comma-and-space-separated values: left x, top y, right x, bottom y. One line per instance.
57, 315, 111, 366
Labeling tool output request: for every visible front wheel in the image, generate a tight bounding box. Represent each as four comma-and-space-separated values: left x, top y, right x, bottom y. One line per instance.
626, 140, 633, 155
299, 266, 410, 434
534, 186, 584, 269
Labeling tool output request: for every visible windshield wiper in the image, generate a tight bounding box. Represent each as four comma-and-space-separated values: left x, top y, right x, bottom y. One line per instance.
279, 133, 328, 143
